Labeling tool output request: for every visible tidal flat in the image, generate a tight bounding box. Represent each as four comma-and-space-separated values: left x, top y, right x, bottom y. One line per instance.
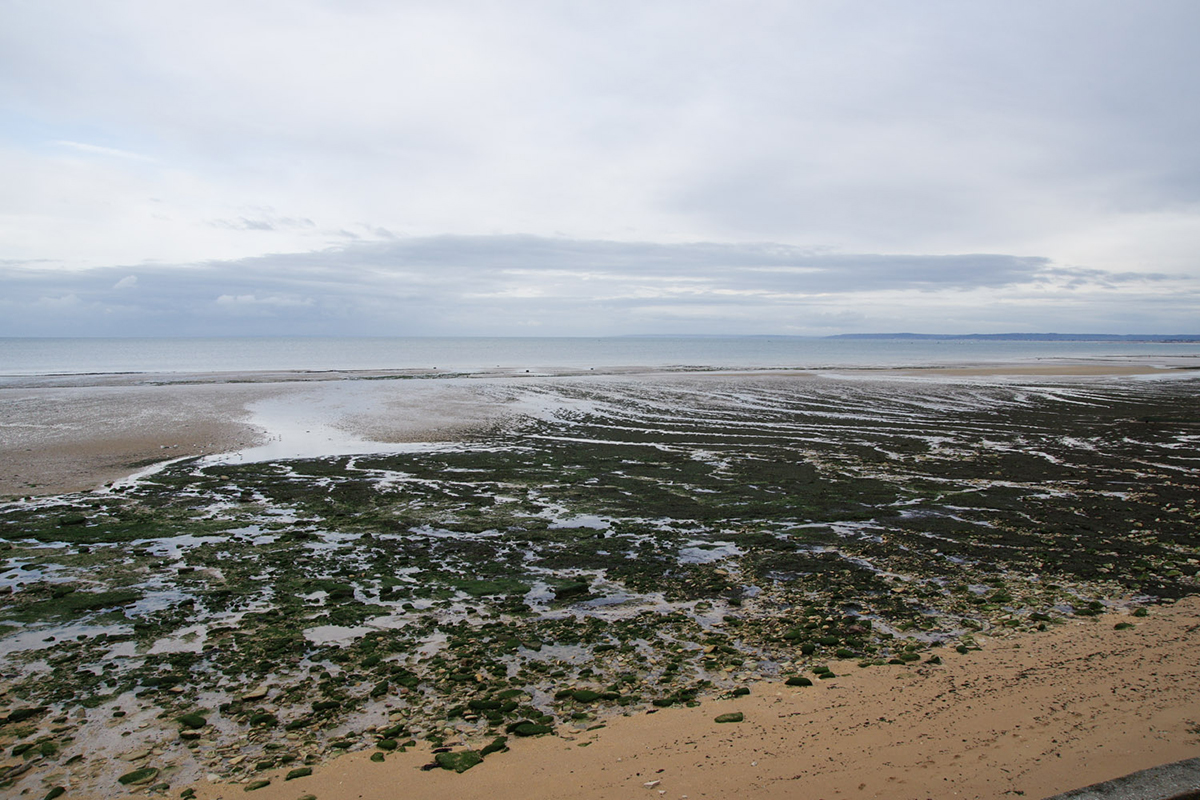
0, 373, 1197, 796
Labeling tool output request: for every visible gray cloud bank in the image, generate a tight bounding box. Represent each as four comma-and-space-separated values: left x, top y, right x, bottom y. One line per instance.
1, 236, 1190, 337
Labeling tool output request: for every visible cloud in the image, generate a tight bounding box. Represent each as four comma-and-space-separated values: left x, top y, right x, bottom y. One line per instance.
1, 2, 1199, 334
215, 293, 315, 310
0, 236, 1192, 337
113, 274, 137, 289
1, 1, 1199, 277
210, 214, 317, 232
54, 140, 156, 162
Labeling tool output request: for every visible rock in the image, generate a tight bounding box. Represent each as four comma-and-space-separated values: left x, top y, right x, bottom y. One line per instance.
4, 707, 45, 724
510, 722, 553, 737
480, 736, 508, 757
785, 677, 813, 687
285, 767, 312, 781
571, 689, 602, 703
244, 779, 270, 791
714, 712, 744, 723
177, 713, 207, 729
370, 752, 385, 762
435, 750, 483, 773
241, 687, 269, 702
117, 767, 160, 786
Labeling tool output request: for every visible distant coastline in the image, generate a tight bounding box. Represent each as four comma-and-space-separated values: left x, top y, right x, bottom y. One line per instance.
826, 332, 1200, 342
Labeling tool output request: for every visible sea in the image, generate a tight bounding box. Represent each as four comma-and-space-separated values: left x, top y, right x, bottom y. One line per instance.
0, 336, 1197, 377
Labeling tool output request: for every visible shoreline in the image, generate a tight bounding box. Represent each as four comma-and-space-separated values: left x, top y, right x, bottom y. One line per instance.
176, 598, 1200, 800
3, 361, 1195, 499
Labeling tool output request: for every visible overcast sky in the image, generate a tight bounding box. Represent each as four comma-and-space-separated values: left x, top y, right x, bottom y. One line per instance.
2, 0, 1198, 336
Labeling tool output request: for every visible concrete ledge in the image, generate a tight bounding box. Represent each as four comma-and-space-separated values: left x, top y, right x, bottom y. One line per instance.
1044, 758, 1200, 800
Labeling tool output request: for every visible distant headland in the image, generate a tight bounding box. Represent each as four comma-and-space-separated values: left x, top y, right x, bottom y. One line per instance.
826, 332, 1200, 342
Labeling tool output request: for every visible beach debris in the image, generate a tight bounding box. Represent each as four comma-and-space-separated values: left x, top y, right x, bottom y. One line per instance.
714, 712, 744, 723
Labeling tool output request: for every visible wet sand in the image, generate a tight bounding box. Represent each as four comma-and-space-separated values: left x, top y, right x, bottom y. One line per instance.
2, 360, 1193, 499
0, 383, 269, 497
179, 599, 1200, 800
0, 375, 508, 498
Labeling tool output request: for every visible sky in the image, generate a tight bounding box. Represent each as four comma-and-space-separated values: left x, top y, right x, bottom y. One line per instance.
2, 0, 1198, 337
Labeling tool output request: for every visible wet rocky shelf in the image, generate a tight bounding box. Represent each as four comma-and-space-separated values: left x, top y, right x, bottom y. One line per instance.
0, 376, 1197, 796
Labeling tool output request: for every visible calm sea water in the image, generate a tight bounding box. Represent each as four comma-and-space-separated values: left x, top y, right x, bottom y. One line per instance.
0, 336, 1197, 376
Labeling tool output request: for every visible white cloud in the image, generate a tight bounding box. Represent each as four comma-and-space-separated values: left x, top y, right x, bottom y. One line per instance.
215, 293, 314, 309
113, 274, 137, 289
54, 140, 155, 162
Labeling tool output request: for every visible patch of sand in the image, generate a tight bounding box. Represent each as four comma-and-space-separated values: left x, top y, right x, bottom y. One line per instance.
0, 383, 272, 497
0, 377, 518, 497
179, 600, 1200, 800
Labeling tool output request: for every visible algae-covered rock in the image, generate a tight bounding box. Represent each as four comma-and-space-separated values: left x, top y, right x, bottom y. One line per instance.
571, 689, 602, 703
551, 580, 590, 600
5, 707, 45, 723
249, 713, 278, 727
118, 767, 160, 786
244, 779, 270, 791
285, 767, 312, 781
480, 736, 508, 757
509, 721, 552, 737
370, 752, 385, 762
376, 739, 397, 750
785, 676, 813, 687
44, 788, 66, 800
176, 713, 207, 729
714, 712, 744, 723
435, 750, 483, 773
468, 698, 502, 711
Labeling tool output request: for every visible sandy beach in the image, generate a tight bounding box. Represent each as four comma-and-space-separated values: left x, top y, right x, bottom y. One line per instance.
1, 363, 1197, 800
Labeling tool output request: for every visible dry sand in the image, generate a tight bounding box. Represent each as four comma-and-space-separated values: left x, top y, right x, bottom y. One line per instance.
171, 600, 1200, 800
